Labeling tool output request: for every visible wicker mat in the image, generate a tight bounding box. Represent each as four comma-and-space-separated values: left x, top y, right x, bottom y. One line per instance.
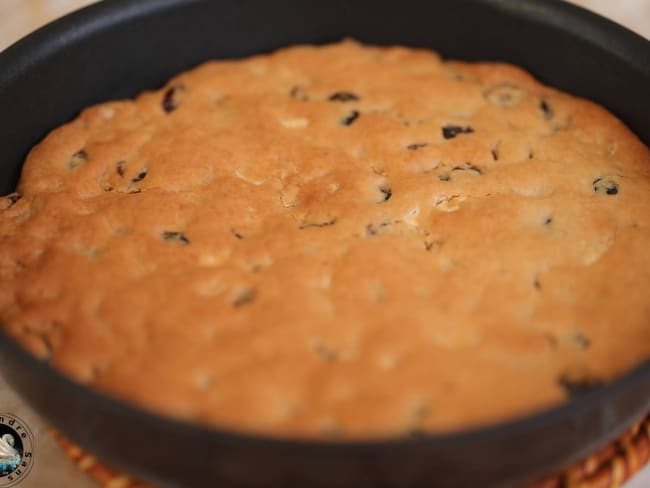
50, 415, 650, 488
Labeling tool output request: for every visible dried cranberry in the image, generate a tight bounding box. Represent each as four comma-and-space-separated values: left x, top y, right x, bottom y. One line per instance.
407, 143, 428, 150
540, 99, 554, 120
232, 288, 257, 307
442, 125, 474, 139
131, 170, 148, 184
328, 91, 360, 102
162, 84, 186, 113
300, 219, 337, 229
593, 177, 619, 195
341, 110, 360, 126
161, 231, 190, 245
68, 150, 88, 169
5, 193, 21, 208
378, 184, 392, 202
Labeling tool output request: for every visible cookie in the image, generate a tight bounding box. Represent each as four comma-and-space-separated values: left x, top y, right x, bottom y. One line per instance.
1, 40, 649, 438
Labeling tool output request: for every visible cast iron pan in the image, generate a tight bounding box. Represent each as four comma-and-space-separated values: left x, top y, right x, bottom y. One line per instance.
0, 1, 649, 487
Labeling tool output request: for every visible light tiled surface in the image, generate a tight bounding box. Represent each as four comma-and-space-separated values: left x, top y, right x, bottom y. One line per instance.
0, 0, 98, 51
0, 1, 648, 487
570, 0, 650, 39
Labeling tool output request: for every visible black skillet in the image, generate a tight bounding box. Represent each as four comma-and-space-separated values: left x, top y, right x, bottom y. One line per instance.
0, 1, 649, 487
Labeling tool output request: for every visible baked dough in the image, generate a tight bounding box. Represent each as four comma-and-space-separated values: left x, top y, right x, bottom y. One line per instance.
1, 40, 649, 438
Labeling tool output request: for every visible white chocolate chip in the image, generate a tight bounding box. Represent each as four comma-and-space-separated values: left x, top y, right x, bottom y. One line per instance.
280, 117, 309, 128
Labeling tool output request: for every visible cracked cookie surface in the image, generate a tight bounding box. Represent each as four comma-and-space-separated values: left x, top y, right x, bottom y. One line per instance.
1, 40, 650, 439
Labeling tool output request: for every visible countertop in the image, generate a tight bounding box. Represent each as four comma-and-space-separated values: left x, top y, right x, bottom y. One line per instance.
0, 1, 649, 487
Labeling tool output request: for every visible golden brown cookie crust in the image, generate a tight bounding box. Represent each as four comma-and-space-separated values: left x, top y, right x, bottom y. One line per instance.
1, 40, 650, 438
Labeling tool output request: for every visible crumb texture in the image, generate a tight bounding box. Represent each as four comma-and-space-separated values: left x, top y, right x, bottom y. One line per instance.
1, 40, 650, 439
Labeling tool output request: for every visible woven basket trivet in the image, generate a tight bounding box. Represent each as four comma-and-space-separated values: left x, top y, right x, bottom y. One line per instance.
50, 415, 650, 488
